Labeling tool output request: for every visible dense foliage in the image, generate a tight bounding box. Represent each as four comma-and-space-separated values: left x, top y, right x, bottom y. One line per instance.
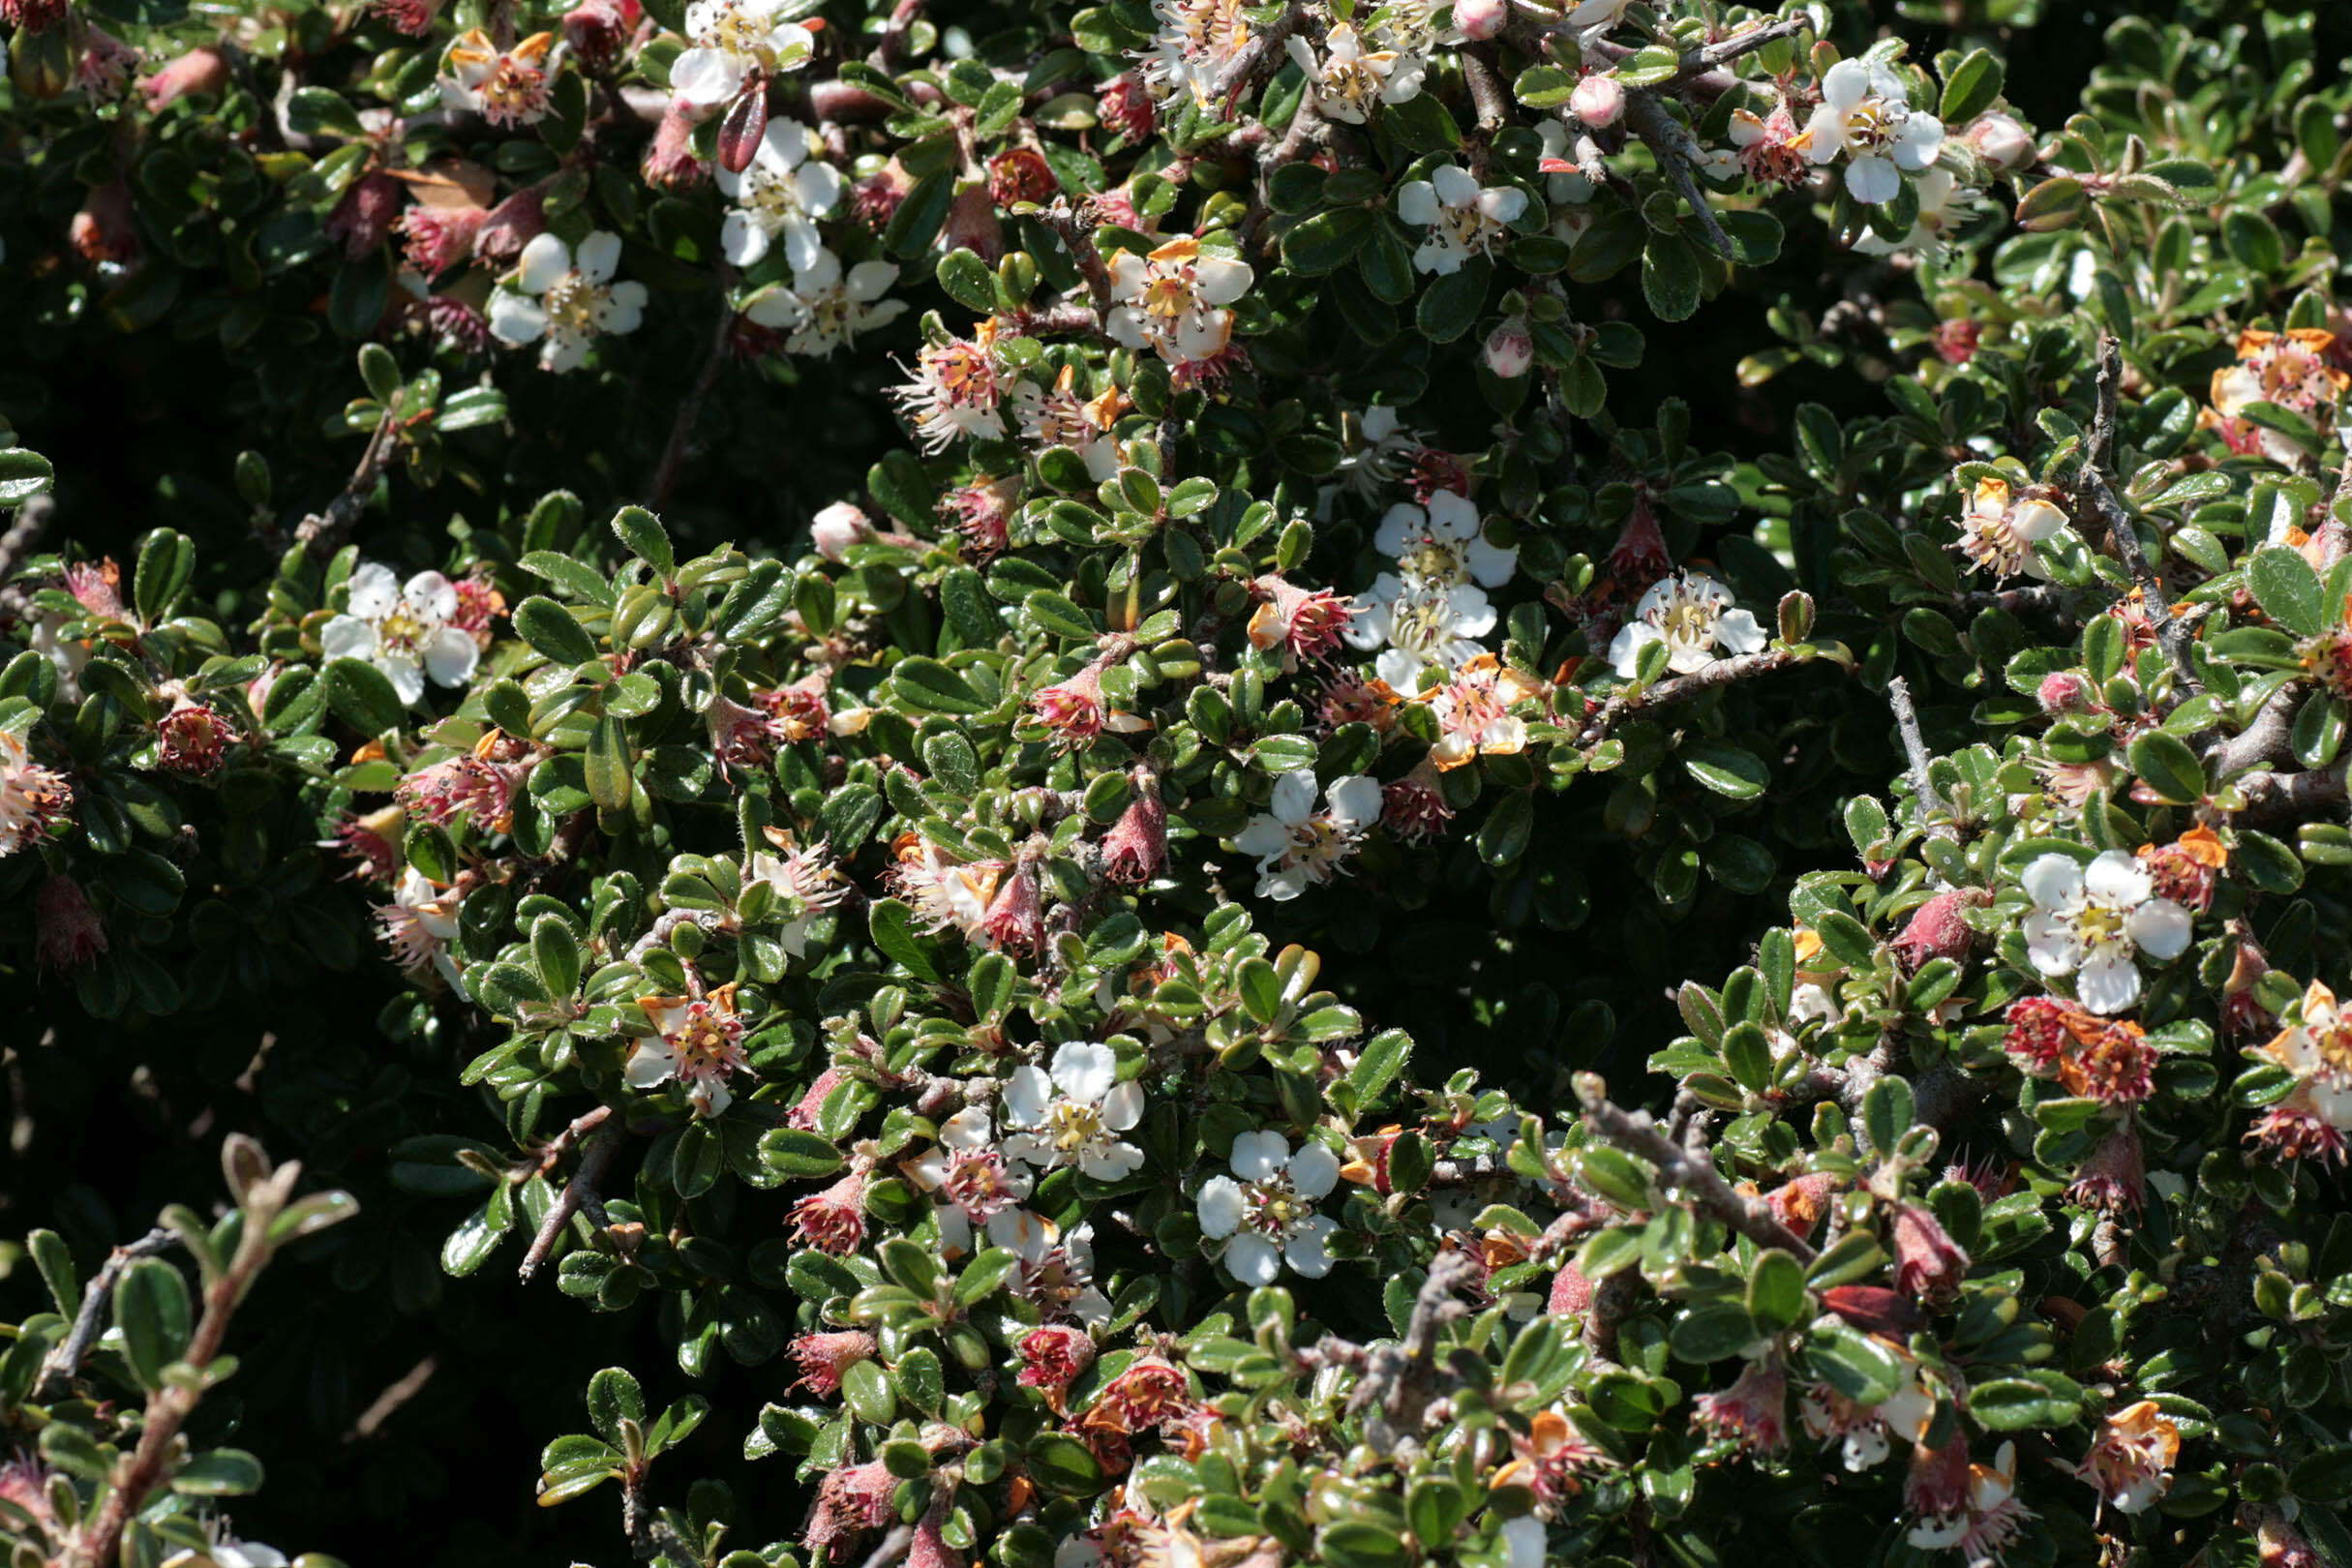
3, 0, 2352, 1565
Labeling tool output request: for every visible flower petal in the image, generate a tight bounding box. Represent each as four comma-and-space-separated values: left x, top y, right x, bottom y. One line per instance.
421, 625, 479, 687
2127, 898, 2193, 961
1270, 769, 1318, 826
2021, 853, 2084, 911
1229, 1129, 1289, 1183
1287, 1139, 1341, 1198
1050, 1040, 1118, 1103
1284, 1215, 1338, 1278
2084, 850, 2152, 906
1196, 1175, 1246, 1238
2076, 951, 2142, 1015
1003, 1064, 1051, 1128
1222, 1232, 1282, 1285
516, 231, 572, 294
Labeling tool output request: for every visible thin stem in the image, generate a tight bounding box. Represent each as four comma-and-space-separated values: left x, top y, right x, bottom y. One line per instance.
520, 1112, 625, 1283
1622, 91, 1735, 260
295, 411, 401, 562
648, 283, 739, 513
33, 1228, 178, 1402
1573, 1072, 1818, 1262
2075, 333, 2200, 694
1885, 676, 1950, 823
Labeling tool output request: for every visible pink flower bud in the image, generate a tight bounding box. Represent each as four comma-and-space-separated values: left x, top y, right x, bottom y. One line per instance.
370, 0, 449, 36
789, 1169, 869, 1255
36, 876, 107, 973
325, 172, 404, 260
1570, 73, 1625, 129
1890, 1202, 1968, 1303
1483, 317, 1534, 379
851, 162, 914, 227
561, 0, 640, 66
473, 185, 547, 268
1100, 781, 1167, 884
980, 859, 1045, 954
1096, 71, 1156, 141
1964, 110, 2035, 170
2036, 669, 2096, 715
400, 203, 488, 276
1887, 887, 1983, 971
70, 181, 138, 265
136, 45, 226, 111
0, 0, 66, 31
157, 698, 233, 775
788, 1066, 848, 1131
787, 1330, 876, 1396
1016, 1324, 1096, 1411
942, 180, 1004, 263
803, 1461, 896, 1557
1455, 0, 1509, 40
643, 100, 709, 189
811, 501, 875, 563
1546, 1260, 1592, 1315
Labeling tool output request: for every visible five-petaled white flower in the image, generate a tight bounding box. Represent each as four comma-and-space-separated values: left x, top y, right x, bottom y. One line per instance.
1374, 488, 1518, 589
322, 562, 481, 705
907, 1106, 1036, 1227
671, 0, 815, 108
1196, 1130, 1342, 1283
1343, 574, 1498, 690
717, 119, 844, 269
1233, 771, 1383, 899
627, 983, 749, 1116
489, 231, 648, 374
1607, 571, 1766, 679
1853, 167, 1970, 256
1798, 57, 1945, 205
744, 249, 907, 357
1954, 471, 2067, 580
2020, 851, 2193, 1015
1001, 1041, 1147, 1181
1105, 235, 1252, 366
1396, 164, 1527, 275
1285, 22, 1424, 124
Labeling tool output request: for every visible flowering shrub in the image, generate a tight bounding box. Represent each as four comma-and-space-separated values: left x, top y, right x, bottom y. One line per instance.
4, 0, 2352, 1565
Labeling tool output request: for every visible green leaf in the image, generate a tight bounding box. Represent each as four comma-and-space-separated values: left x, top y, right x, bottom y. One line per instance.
1812, 910, 1876, 967
1281, 206, 1376, 275
585, 715, 634, 812
2126, 729, 2206, 804
1416, 257, 1490, 344
968, 951, 1016, 1018
0, 446, 55, 509
866, 897, 946, 982
114, 1256, 193, 1389
1680, 741, 1766, 799
133, 528, 195, 624
513, 596, 602, 666
1939, 48, 2005, 123
170, 1448, 265, 1495
936, 248, 996, 312
1319, 1522, 1411, 1568
1805, 1325, 1902, 1404
1966, 1377, 2054, 1430
324, 656, 406, 732
533, 914, 583, 997
1862, 1074, 1915, 1157
2247, 547, 2327, 638
1669, 1303, 1757, 1363
891, 656, 987, 714
610, 505, 676, 576
1023, 591, 1098, 641
1747, 1251, 1806, 1332
1028, 1432, 1104, 1495
1641, 231, 1702, 322
285, 86, 365, 137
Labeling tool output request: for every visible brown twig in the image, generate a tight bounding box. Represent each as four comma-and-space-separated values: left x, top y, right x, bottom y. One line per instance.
1573, 1072, 1818, 1261
1885, 676, 1951, 823
32, 1227, 178, 1403
2075, 334, 2200, 694
1039, 202, 1116, 315
295, 410, 401, 562
520, 1112, 626, 1283
648, 282, 739, 513
2207, 681, 2302, 781
1206, 5, 1303, 116
1572, 647, 1807, 747
2230, 764, 2349, 826
1345, 1250, 1480, 1453
1462, 45, 1513, 136
1621, 91, 1735, 261
1672, 15, 1811, 83
0, 492, 57, 623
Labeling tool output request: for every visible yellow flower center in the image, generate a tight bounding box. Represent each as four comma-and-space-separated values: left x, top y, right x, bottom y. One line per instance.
377, 609, 426, 654
1045, 1100, 1107, 1152
543, 272, 609, 339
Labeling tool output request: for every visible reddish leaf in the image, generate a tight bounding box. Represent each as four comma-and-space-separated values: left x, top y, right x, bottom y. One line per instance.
718, 80, 769, 175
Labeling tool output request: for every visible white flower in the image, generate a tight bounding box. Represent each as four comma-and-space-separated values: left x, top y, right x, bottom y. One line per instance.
907, 1106, 1035, 1225
1342, 573, 1497, 690
743, 248, 907, 357
716, 118, 843, 270
1396, 164, 1527, 275
163, 1535, 290, 1568
1852, 167, 1971, 256
1001, 1041, 1147, 1181
321, 562, 479, 705
438, 28, 558, 126
1104, 235, 1252, 366
671, 0, 815, 108
747, 843, 847, 957
1285, 22, 1423, 124
1140, 0, 1251, 109
1232, 772, 1383, 899
1606, 571, 1766, 679
489, 230, 648, 374
1798, 57, 1945, 204
895, 322, 1009, 452
1014, 366, 1127, 480
1953, 472, 2066, 580
1195, 1130, 1342, 1283
627, 984, 748, 1117
0, 726, 74, 858
377, 867, 466, 994
1373, 488, 1517, 588
2020, 851, 2193, 1015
